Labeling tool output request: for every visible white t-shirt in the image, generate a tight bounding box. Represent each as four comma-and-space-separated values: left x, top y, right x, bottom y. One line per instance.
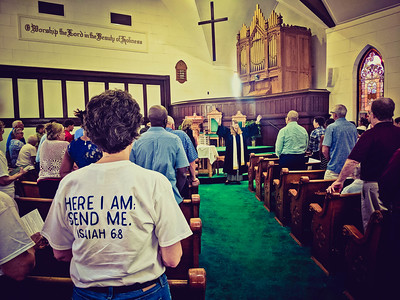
0, 191, 35, 276
0, 151, 14, 199
16, 143, 37, 167
41, 160, 192, 288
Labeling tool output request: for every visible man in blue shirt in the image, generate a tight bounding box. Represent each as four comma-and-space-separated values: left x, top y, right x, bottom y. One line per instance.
166, 116, 200, 194
275, 110, 309, 170
322, 104, 358, 179
130, 105, 189, 204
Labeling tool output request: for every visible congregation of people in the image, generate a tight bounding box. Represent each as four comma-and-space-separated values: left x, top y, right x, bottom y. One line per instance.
1, 90, 399, 299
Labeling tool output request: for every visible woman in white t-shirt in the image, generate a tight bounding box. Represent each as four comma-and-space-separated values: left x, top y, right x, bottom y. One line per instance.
37, 122, 68, 198
42, 89, 192, 300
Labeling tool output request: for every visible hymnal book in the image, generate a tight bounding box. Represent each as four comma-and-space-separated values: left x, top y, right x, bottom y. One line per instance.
20, 209, 44, 237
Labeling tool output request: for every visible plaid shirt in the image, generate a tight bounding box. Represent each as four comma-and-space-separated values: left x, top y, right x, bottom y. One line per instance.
308, 126, 325, 153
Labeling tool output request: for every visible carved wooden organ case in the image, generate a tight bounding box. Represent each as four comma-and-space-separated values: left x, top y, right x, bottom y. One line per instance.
237, 6, 312, 96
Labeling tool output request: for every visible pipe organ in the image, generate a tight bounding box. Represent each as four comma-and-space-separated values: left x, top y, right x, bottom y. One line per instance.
236, 5, 312, 96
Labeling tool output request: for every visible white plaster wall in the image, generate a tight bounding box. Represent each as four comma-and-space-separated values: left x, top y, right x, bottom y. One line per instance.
0, 0, 234, 105
326, 6, 400, 122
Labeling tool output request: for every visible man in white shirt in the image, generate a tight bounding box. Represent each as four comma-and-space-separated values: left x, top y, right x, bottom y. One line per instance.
16, 135, 37, 169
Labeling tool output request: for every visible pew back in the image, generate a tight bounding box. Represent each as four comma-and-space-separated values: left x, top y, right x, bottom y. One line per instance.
16, 180, 41, 198
289, 176, 335, 245
274, 169, 325, 225
15, 196, 52, 220
248, 153, 275, 192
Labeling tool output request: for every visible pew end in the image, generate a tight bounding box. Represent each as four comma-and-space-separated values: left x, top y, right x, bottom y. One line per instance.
310, 192, 362, 274
275, 169, 325, 226
168, 268, 207, 300
180, 194, 201, 223
166, 217, 202, 279
343, 210, 391, 300
255, 157, 279, 201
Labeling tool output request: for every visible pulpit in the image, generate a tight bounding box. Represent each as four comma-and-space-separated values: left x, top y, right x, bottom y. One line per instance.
232, 111, 247, 128
206, 107, 222, 147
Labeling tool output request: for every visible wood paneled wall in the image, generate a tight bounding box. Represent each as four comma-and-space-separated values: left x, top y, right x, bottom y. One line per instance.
169, 89, 330, 146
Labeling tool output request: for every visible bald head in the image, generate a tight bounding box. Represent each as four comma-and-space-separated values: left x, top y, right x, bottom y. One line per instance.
286, 110, 299, 122
149, 105, 168, 127
166, 116, 175, 129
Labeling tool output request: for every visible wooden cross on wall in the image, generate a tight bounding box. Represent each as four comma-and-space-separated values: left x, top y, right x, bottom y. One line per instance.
198, 1, 228, 61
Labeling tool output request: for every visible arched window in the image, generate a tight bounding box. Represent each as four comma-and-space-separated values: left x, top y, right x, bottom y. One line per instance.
358, 48, 384, 114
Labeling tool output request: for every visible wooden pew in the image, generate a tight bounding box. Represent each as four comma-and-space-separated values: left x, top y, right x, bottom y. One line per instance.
15, 196, 52, 220
342, 210, 389, 300
166, 218, 202, 279
273, 169, 325, 225
309, 192, 362, 275
248, 153, 275, 192
288, 177, 334, 245
18, 218, 205, 300
21, 268, 206, 300
262, 160, 280, 212
289, 177, 355, 246
15, 180, 40, 198
180, 194, 200, 223
255, 157, 279, 201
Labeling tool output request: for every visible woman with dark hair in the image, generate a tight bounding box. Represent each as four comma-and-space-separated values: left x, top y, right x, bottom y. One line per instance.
37, 122, 69, 198
59, 110, 102, 178
42, 89, 192, 300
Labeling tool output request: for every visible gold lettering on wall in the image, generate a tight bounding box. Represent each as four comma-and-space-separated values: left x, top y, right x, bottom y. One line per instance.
18, 15, 148, 53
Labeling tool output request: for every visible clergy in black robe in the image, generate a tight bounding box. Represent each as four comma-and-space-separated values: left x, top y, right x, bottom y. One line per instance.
217, 115, 261, 183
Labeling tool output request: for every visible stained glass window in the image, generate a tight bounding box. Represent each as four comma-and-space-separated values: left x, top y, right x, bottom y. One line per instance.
358, 48, 384, 113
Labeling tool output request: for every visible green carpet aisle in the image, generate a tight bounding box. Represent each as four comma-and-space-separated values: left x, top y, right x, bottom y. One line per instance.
198, 183, 347, 300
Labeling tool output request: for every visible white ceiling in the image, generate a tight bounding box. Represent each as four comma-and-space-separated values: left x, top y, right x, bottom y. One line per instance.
162, 0, 399, 66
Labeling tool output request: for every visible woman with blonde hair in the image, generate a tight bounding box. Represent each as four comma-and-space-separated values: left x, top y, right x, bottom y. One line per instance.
181, 118, 196, 150
37, 122, 69, 198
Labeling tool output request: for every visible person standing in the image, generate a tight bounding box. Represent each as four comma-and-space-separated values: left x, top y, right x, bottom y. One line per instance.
0, 121, 27, 199
275, 110, 308, 170
37, 122, 69, 198
41, 89, 191, 300
5, 120, 25, 164
322, 104, 358, 179
166, 116, 200, 195
64, 119, 75, 143
0, 191, 36, 281
307, 116, 325, 160
8, 128, 25, 168
327, 98, 400, 231
130, 105, 189, 205
217, 114, 261, 184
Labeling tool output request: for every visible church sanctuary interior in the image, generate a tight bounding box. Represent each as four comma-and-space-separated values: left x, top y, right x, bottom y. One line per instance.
0, 0, 399, 299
